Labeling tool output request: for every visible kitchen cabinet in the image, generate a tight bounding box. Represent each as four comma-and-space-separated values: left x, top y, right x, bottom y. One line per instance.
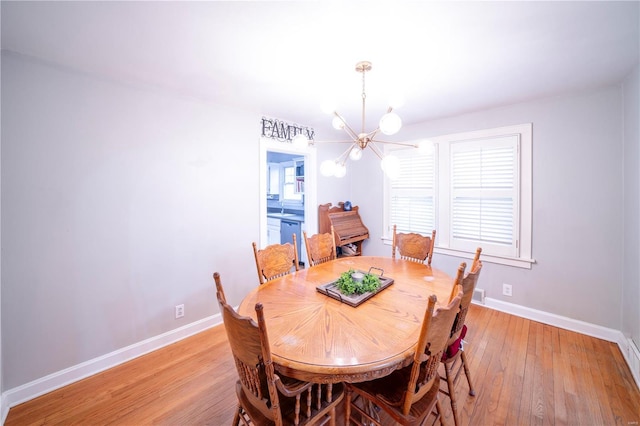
267, 163, 280, 195
267, 217, 281, 246
294, 159, 304, 194
268, 213, 306, 264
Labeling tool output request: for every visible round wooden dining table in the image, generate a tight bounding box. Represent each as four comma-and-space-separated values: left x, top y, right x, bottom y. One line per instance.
238, 256, 455, 384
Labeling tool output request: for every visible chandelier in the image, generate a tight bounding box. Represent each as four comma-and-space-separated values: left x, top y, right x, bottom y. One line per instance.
293, 61, 423, 179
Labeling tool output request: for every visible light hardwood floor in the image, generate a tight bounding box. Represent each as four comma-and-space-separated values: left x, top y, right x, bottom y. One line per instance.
6, 304, 640, 425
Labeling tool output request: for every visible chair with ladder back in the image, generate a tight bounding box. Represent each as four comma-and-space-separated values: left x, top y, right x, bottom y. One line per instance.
439, 247, 483, 426
303, 226, 337, 267
214, 272, 344, 425
392, 225, 437, 266
252, 234, 299, 285
345, 288, 462, 426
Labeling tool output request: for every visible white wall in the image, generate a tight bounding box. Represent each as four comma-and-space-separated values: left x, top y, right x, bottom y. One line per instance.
623, 64, 640, 347
315, 143, 353, 213
0, 52, 268, 390
359, 86, 625, 330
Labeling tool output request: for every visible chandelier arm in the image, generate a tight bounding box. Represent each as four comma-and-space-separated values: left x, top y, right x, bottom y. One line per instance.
367, 142, 386, 160
370, 139, 421, 148
312, 139, 361, 145
366, 128, 380, 139
337, 143, 358, 165
334, 112, 360, 141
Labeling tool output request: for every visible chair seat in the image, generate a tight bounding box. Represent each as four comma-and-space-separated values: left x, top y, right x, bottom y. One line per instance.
350, 371, 441, 425
442, 324, 467, 362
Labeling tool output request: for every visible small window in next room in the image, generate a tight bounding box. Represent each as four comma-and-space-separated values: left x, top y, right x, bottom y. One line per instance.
282, 164, 303, 201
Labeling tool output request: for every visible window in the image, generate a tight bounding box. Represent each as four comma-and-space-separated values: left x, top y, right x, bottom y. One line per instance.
388, 149, 436, 235
282, 164, 302, 201
450, 135, 519, 257
384, 123, 533, 268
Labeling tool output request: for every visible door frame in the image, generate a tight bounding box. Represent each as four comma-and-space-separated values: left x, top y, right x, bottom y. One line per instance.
259, 138, 317, 249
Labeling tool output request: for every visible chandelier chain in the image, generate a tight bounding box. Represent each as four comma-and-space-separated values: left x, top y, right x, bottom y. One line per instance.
361, 64, 366, 134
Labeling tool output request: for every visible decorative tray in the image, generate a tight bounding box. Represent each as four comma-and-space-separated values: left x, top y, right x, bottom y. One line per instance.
316, 268, 394, 307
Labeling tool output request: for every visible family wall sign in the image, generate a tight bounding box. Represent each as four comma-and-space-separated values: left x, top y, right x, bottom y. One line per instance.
260, 116, 315, 143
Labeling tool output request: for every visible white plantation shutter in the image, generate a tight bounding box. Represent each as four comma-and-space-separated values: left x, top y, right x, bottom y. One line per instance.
390, 150, 435, 236
450, 135, 519, 256
383, 124, 532, 268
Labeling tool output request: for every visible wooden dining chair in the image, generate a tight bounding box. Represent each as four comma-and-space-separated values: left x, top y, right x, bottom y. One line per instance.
303, 226, 336, 267
345, 289, 463, 426
214, 272, 344, 426
440, 247, 483, 426
252, 234, 299, 285
471, 246, 482, 272
392, 225, 437, 265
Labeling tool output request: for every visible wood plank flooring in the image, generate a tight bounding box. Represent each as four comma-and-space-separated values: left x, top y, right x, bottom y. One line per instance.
6, 304, 640, 425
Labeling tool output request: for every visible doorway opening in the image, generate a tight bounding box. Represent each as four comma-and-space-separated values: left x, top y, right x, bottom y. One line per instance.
259, 138, 317, 265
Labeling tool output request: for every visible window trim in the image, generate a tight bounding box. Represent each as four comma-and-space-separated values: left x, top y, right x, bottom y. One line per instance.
383, 123, 534, 269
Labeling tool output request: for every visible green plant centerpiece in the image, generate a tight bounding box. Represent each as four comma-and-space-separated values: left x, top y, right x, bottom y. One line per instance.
335, 269, 381, 296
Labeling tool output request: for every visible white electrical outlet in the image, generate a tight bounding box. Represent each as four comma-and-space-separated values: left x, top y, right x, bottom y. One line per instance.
175, 304, 185, 319
502, 283, 513, 297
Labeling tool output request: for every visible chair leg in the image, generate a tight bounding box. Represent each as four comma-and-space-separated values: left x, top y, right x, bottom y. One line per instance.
329, 407, 336, 426
444, 362, 460, 426
232, 405, 241, 426
345, 386, 352, 425
435, 399, 444, 426
460, 350, 475, 396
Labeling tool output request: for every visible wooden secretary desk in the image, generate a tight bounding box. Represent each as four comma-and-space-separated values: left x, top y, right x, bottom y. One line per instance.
318, 202, 369, 257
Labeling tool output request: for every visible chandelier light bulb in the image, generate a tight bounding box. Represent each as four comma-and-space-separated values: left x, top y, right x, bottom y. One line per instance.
349, 146, 363, 161
381, 155, 401, 180
320, 159, 336, 177
332, 116, 345, 130
291, 134, 309, 149
379, 112, 402, 135
334, 163, 347, 178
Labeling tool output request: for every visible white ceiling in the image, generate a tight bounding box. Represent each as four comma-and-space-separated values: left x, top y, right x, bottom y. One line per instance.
2, 1, 639, 135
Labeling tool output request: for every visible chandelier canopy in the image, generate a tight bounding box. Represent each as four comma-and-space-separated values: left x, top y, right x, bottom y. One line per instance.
293, 61, 426, 179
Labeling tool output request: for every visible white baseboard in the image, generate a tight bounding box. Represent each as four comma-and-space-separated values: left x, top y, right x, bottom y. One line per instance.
484, 297, 640, 391
622, 338, 640, 389
1, 393, 9, 426
2, 313, 223, 417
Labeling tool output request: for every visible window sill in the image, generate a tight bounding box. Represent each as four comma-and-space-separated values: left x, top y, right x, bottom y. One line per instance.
434, 247, 535, 269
